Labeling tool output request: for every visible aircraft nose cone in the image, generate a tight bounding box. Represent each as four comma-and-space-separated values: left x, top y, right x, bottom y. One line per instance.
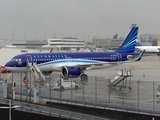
5, 62, 13, 67
5, 62, 9, 67
5, 61, 16, 71
4, 62, 9, 71
5, 62, 9, 66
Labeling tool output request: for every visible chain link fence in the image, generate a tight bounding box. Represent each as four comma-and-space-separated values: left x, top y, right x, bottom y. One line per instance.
1, 71, 160, 115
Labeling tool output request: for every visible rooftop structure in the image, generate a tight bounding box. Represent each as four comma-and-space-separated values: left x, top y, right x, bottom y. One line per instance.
140, 33, 160, 46
42, 37, 85, 51
92, 36, 109, 49
109, 38, 123, 50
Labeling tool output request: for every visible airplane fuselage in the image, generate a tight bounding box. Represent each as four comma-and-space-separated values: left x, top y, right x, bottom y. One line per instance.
5, 52, 139, 72
135, 46, 160, 53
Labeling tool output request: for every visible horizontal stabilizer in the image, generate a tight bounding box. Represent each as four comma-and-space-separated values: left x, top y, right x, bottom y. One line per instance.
136, 39, 142, 46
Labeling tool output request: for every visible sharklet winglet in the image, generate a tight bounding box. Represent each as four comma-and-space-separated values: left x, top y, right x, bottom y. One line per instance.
136, 50, 145, 61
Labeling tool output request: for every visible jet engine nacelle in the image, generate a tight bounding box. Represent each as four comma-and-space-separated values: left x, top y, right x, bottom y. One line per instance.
61, 66, 81, 78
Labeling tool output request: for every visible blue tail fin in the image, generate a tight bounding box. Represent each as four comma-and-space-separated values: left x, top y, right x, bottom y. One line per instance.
116, 27, 139, 53
135, 39, 142, 46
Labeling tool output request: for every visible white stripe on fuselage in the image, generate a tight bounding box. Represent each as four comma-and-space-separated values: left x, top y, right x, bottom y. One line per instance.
6, 67, 27, 71
38, 59, 120, 72
6, 59, 122, 72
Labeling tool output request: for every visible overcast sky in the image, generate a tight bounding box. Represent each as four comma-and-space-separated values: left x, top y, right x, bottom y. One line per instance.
0, 0, 160, 40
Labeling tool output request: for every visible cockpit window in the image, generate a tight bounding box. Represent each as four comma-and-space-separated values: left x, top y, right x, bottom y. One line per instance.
11, 58, 22, 61
11, 58, 16, 61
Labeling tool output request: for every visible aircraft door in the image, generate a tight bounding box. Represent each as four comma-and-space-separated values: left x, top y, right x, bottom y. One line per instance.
27, 55, 32, 64
117, 53, 122, 62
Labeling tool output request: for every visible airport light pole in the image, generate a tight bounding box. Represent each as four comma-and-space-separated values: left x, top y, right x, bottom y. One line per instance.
26, 51, 29, 101
0, 99, 21, 120
21, 50, 29, 69
21, 50, 29, 101
21, 50, 28, 74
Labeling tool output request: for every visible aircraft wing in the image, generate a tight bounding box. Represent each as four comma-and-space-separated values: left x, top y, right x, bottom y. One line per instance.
76, 62, 105, 70
61, 60, 119, 71
62, 59, 105, 68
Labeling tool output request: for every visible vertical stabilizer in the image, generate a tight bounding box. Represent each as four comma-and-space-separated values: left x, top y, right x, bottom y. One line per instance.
116, 27, 139, 53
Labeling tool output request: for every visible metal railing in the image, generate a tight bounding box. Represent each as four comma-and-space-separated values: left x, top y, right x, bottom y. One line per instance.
0, 99, 107, 120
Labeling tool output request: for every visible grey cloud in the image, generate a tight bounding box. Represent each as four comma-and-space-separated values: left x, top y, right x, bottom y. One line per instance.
0, 0, 160, 40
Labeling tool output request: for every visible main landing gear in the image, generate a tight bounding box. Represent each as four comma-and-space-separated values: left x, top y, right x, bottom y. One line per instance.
80, 74, 88, 81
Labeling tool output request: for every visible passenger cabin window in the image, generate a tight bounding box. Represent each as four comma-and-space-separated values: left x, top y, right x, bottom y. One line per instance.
44, 55, 47, 58
32, 54, 68, 61
48, 55, 51, 58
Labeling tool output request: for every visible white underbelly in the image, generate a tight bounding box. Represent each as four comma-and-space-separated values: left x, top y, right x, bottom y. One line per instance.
87, 63, 118, 70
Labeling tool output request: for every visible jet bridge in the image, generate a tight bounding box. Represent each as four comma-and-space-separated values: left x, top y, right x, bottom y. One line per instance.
108, 69, 132, 90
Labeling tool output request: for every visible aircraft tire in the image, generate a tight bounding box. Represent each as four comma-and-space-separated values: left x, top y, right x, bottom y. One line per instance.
60, 86, 64, 91
75, 85, 78, 89
84, 74, 88, 81
81, 74, 88, 81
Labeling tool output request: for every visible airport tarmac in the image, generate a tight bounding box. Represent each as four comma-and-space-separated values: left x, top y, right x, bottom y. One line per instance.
86, 55, 160, 80
3, 55, 160, 114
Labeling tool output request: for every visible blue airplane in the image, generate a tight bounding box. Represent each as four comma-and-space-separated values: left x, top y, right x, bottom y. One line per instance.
5, 27, 144, 79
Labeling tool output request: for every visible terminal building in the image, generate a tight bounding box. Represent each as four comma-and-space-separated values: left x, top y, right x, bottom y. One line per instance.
92, 36, 109, 50
92, 34, 124, 50
0, 37, 85, 51
0, 39, 47, 48
109, 38, 123, 50
42, 37, 85, 51
140, 33, 160, 46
